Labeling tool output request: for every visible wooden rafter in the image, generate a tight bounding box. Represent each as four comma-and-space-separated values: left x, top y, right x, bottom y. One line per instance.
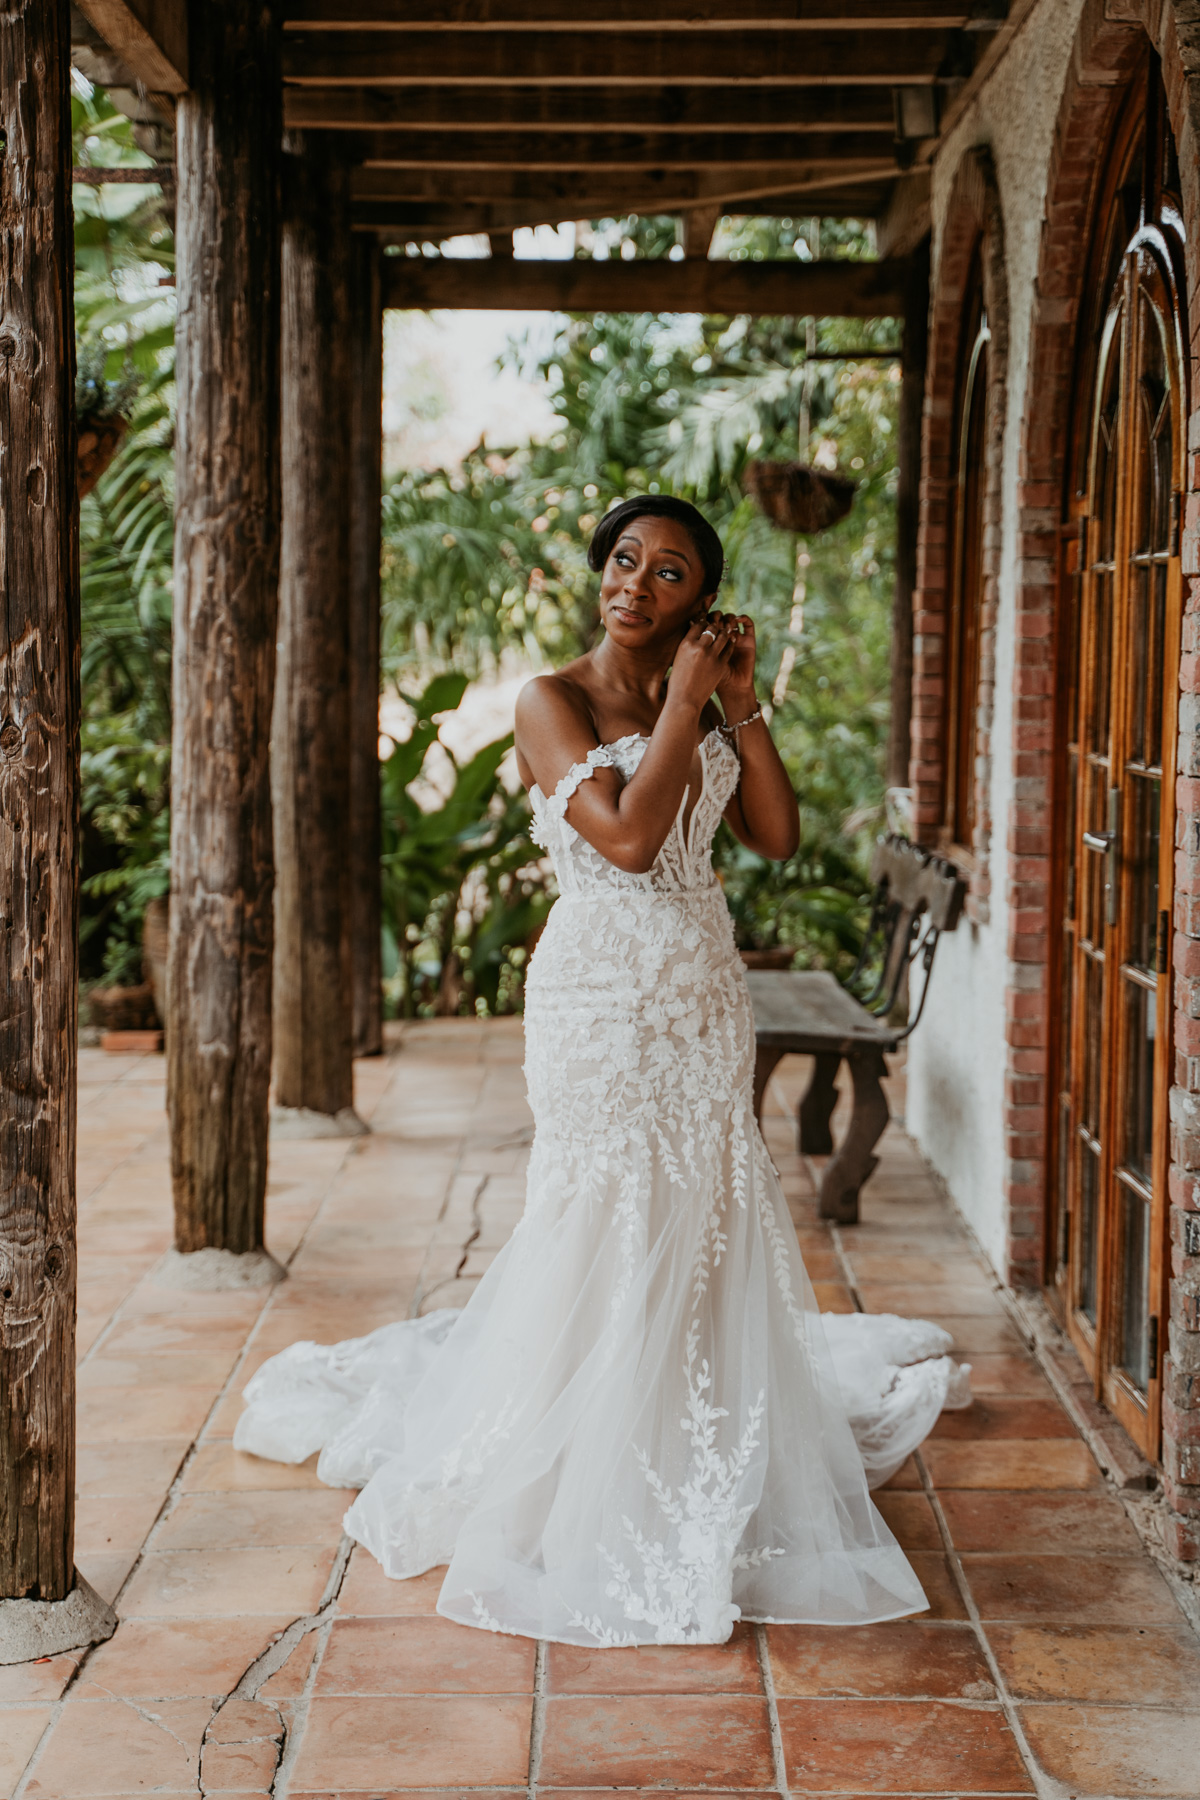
283, 28, 955, 84
355, 130, 901, 169
73, 0, 187, 92
354, 181, 899, 235
876, 168, 932, 257
351, 161, 895, 210
380, 254, 907, 316
284, 83, 900, 132
284, 1, 981, 25
682, 204, 723, 259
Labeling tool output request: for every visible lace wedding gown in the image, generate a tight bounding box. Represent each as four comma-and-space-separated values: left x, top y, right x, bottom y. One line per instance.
236, 728, 970, 1646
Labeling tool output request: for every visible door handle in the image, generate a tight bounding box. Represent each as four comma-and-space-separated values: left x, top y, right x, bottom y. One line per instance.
1081, 787, 1121, 926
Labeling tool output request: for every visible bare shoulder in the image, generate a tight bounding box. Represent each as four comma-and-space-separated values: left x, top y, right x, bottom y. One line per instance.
514, 669, 609, 796
515, 670, 596, 744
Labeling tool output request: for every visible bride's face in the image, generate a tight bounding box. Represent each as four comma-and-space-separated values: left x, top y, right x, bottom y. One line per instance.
598, 518, 709, 650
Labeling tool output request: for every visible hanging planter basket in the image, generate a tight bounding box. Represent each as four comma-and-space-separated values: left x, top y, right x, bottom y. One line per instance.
77, 414, 129, 498
744, 459, 856, 534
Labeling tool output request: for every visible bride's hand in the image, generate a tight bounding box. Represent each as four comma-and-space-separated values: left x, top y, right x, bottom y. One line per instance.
711, 613, 758, 714
669, 615, 735, 713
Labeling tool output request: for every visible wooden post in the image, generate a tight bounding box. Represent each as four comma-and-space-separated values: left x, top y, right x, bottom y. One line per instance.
0, 0, 80, 1616
272, 137, 364, 1130
886, 239, 929, 794
349, 238, 384, 1060
167, 0, 283, 1269
681, 204, 722, 259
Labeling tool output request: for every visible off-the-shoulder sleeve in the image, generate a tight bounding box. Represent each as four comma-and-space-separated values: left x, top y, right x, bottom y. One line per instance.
530, 745, 617, 849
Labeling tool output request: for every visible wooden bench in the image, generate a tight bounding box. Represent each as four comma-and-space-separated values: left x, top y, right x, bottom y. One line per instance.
747, 834, 967, 1224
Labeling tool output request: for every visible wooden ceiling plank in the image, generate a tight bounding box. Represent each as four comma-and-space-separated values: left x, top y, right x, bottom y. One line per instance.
352, 163, 899, 228
352, 161, 896, 207
283, 28, 954, 84
354, 129, 900, 168
284, 84, 900, 130
875, 168, 931, 256
682, 203, 723, 259
379, 254, 906, 316
740, 182, 896, 214
354, 180, 898, 233
285, 1, 968, 26
73, 0, 188, 92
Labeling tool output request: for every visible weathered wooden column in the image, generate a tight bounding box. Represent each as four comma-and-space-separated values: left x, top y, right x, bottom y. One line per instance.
272, 138, 365, 1133
166, 0, 284, 1281
886, 240, 930, 794
348, 238, 384, 1060
0, 0, 111, 1658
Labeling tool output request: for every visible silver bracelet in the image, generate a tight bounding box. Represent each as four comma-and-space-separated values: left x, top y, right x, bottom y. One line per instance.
716, 706, 764, 743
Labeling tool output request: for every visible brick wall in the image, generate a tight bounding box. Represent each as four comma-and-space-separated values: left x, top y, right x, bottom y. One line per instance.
1157, 0, 1200, 1572
910, 147, 1007, 937
932, 0, 1200, 1562
997, 11, 1125, 1296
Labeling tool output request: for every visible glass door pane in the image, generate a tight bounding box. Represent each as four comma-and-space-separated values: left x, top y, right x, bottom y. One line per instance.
1048, 61, 1182, 1463
1064, 299, 1124, 1353
1111, 258, 1175, 1405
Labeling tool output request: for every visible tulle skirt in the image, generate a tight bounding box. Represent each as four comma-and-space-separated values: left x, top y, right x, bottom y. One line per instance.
235, 890, 968, 1645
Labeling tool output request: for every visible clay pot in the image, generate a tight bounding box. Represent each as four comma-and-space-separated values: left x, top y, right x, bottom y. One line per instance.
85, 981, 160, 1032
744, 460, 856, 534
77, 415, 128, 498
142, 895, 169, 1027
739, 947, 797, 970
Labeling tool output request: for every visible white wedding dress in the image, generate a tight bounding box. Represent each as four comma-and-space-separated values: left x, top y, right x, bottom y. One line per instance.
236, 728, 970, 1645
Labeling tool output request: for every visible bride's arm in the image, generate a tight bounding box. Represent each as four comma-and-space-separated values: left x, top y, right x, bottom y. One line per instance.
516, 628, 733, 875
714, 615, 801, 861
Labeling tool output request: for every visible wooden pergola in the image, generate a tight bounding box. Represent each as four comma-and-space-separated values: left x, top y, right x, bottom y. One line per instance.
1, 0, 1007, 1645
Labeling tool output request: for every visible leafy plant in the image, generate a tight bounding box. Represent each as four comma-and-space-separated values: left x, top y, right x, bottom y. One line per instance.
380, 676, 552, 1016
73, 78, 177, 987
714, 823, 870, 976
75, 139, 899, 1009
381, 227, 901, 977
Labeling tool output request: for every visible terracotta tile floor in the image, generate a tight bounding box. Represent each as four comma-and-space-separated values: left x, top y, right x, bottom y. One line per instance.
4, 1020, 1200, 1798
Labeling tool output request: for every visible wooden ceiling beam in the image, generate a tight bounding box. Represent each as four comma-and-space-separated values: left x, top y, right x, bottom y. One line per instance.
875, 168, 931, 257
354, 180, 898, 234
682, 204, 723, 259
757, 181, 895, 216
285, 1, 974, 27
284, 83, 899, 131
283, 28, 955, 84
73, 0, 187, 92
351, 161, 896, 211
354, 130, 900, 169
380, 254, 906, 316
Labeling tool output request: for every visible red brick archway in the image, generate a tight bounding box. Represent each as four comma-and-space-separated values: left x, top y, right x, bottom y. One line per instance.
910, 145, 1008, 925
1010, 0, 1200, 1559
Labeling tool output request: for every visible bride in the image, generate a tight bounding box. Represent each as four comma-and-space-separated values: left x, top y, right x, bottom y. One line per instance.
236, 494, 969, 1647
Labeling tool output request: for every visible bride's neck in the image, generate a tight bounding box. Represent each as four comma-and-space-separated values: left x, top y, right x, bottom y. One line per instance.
589, 635, 677, 710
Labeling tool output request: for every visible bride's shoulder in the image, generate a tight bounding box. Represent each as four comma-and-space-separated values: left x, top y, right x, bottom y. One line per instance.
514, 672, 606, 796
516, 671, 596, 740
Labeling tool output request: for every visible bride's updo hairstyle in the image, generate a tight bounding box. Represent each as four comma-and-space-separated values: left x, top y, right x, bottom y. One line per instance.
587, 494, 724, 598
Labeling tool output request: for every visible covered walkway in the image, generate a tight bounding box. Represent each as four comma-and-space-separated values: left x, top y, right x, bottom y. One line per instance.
3, 1025, 1197, 1797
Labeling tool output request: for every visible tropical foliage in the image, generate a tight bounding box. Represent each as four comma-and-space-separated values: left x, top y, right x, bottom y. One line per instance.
74, 81, 176, 987
75, 88, 900, 1015
381, 215, 901, 989
380, 673, 552, 1017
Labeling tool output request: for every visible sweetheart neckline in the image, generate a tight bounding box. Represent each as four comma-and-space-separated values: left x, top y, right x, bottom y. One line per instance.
601, 725, 724, 750
528, 725, 731, 810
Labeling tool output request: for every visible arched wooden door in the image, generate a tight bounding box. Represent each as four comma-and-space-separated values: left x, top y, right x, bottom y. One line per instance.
1050, 67, 1185, 1459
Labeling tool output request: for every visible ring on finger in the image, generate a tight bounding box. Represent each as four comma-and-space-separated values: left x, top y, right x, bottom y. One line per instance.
700, 628, 717, 643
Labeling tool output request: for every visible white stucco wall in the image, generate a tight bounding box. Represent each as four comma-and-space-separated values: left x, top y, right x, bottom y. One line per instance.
905, 0, 1089, 1276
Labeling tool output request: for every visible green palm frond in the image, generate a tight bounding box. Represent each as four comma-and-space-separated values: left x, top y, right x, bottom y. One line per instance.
73, 77, 177, 984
